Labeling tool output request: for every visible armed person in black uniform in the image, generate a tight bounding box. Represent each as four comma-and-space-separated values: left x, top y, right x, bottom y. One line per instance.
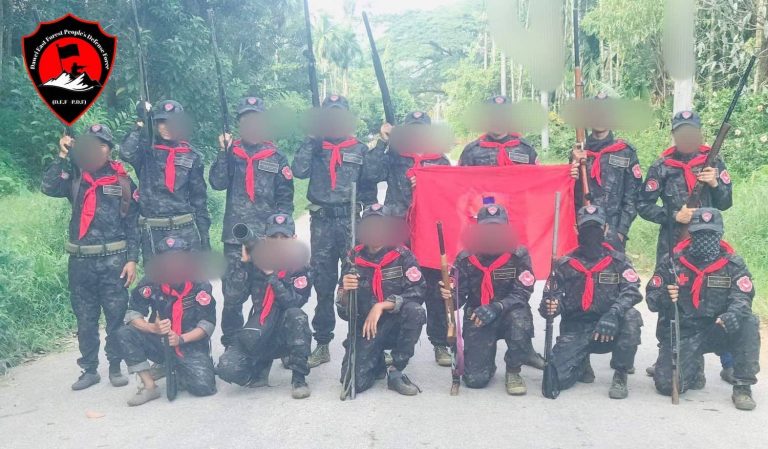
42, 124, 139, 391
540, 206, 643, 399
646, 208, 759, 410
209, 96, 294, 348
292, 94, 382, 368
216, 214, 313, 399
439, 202, 537, 394
121, 100, 211, 263
337, 204, 427, 396
570, 92, 643, 252
117, 237, 217, 406
458, 95, 539, 167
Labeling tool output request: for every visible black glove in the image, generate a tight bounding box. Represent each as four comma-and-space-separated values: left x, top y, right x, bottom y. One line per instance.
136, 101, 151, 122
718, 312, 740, 335
474, 302, 503, 326
595, 310, 620, 339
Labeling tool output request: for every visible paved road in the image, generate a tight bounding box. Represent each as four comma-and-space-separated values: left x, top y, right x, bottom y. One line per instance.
1, 208, 765, 449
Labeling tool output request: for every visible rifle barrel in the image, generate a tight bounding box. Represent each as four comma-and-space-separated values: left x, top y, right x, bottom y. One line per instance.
362, 12, 395, 125
303, 0, 320, 108
208, 9, 230, 135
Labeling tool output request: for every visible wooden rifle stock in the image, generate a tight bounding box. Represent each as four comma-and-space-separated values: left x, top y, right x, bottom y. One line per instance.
436, 222, 456, 343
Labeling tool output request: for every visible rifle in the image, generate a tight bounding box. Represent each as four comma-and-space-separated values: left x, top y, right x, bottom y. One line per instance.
667, 203, 681, 405
207, 8, 231, 149
130, 0, 154, 145
362, 12, 395, 125
159, 306, 178, 401
572, 0, 591, 206
341, 182, 359, 400
686, 55, 756, 208
303, 0, 320, 108
436, 222, 460, 395
542, 192, 561, 399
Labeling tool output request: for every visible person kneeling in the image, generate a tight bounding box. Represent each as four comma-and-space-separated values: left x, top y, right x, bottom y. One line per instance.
540, 206, 643, 399
337, 204, 426, 396
117, 237, 217, 406
216, 214, 313, 399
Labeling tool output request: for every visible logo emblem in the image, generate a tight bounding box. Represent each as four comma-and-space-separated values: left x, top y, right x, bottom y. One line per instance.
720, 170, 731, 184
22, 14, 117, 125
132, 188, 140, 202
372, 203, 382, 211
195, 290, 211, 306
293, 276, 308, 289
275, 215, 286, 224
281, 165, 293, 180
164, 102, 174, 112
737, 276, 753, 293
494, 96, 505, 104
330, 95, 339, 101
650, 275, 662, 288
487, 206, 498, 216
406, 266, 422, 282
677, 273, 689, 286
140, 286, 152, 298
165, 237, 175, 248
682, 111, 692, 119
586, 206, 596, 214
91, 124, 101, 133
622, 269, 639, 283
632, 164, 643, 179
645, 179, 659, 192
247, 97, 257, 105
701, 211, 713, 223
413, 111, 423, 118
518, 270, 535, 287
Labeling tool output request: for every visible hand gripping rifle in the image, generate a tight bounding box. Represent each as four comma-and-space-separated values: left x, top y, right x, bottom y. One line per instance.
572, 0, 591, 207
667, 203, 681, 405
303, 0, 321, 108
207, 8, 231, 151
437, 222, 461, 395
341, 182, 359, 400
159, 305, 178, 401
130, 0, 154, 146
685, 55, 756, 209
362, 12, 395, 125
542, 192, 561, 399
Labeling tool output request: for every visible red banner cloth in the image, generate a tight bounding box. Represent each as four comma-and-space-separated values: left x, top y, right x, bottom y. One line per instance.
409, 164, 578, 279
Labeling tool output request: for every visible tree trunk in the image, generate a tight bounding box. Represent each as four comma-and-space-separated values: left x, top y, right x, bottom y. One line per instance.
0, 0, 5, 84
491, 40, 496, 65
673, 78, 694, 115
342, 69, 349, 96
483, 31, 488, 70
509, 59, 516, 101
500, 52, 507, 96
540, 90, 549, 150
754, 0, 767, 92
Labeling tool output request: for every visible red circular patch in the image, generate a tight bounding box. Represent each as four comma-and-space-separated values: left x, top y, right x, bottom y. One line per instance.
518, 270, 535, 287
487, 206, 498, 215
650, 275, 662, 288
406, 266, 422, 282
132, 189, 140, 202
586, 206, 597, 214
196, 290, 211, 306
737, 276, 753, 293
91, 124, 101, 132
275, 215, 286, 224
645, 179, 659, 192
632, 164, 642, 179
622, 269, 639, 283
281, 166, 293, 180
165, 237, 175, 248
720, 170, 731, 184
164, 102, 174, 112
494, 96, 505, 104
293, 276, 308, 289
247, 97, 257, 105
141, 286, 152, 298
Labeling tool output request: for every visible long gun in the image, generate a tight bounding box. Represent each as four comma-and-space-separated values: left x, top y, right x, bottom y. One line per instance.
542, 192, 561, 399
362, 11, 395, 125
436, 222, 459, 395
130, 0, 154, 145
341, 182, 359, 400
303, 0, 320, 108
207, 8, 231, 149
572, 0, 591, 206
158, 306, 178, 401
667, 203, 681, 405
686, 55, 756, 208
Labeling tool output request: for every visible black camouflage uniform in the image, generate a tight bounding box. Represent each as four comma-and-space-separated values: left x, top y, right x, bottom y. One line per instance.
336, 205, 427, 394
540, 206, 643, 397
41, 124, 138, 385
646, 208, 759, 409
120, 100, 211, 263
209, 97, 295, 347
637, 111, 732, 264
291, 95, 381, 354
452, 204, 536, 392
216, 214, 313, 395
117, 237, 217, 398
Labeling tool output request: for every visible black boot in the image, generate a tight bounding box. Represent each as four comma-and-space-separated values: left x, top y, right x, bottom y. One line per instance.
247, 362, 272, 388
108, 362, 129, 387
609, 370, 629, 399
291, 372, 311, 399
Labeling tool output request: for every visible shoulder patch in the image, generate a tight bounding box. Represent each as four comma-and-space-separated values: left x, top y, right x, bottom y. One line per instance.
719, 169, 731, 184
632, 164, 643, 179
140, 286, 152, 298
195, 290, 212, 306
736, 276, 753, 293
622, 268, 639, 283
282, 165, 293, 180
406, 266, 422, 282
650, 275, 663, 288
645, 179, 659, 192
293, 275, 308, 289
132, 188, 140, 202
518, 270, 535, 287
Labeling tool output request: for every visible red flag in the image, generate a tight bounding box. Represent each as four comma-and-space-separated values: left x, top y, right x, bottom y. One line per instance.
409, 164, 578, 279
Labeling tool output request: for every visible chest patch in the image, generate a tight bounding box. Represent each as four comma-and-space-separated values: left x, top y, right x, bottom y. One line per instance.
342, 152, 363, 165
174, 156, 194, 169
608, 154, 630, 168
706, 276, 731, 289
257, 160, 279, 173
492, 267, 516, 280
598, 272, 620, 284
102, 185, 123, 196
381, 266, 403, 280
507, 151, 530, 164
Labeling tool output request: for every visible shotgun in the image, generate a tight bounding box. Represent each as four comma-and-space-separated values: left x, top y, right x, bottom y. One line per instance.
542, 192, 561, 399
341, 182, 359, 400
362, 11, 395, 125
436, 222, 459, 395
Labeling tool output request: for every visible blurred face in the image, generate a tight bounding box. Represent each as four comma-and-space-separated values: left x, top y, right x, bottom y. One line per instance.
462, 223, 518, 255
147, 251, 202, 285
313, 108, 355, 139
358, 216, 406, 249
248, 234, 308, 273
156, 121, 172, 140
72, 135, 110, 172
156, 114, 192, 141
672, 126, 703, 154
485, 107, 513, 136
238, 112, 268, 144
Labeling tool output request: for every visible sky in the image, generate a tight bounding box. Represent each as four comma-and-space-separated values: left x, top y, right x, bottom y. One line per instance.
310, 0, 461, 17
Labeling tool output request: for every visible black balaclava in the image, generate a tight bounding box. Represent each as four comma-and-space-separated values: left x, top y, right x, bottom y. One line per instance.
687, 230, 722, 263
577, 223, 605, 261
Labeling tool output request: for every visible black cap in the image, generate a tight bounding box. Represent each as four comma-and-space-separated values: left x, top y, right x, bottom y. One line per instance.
156, 236, 191, 253
154, 100, 184, 121
237, 96, 266, 117
689, 208, 724, 234
402, 111, 431, 125
672, 110, 701, 131
476, 203, 509, 225
265, 213, 295, 237
361, 203, 392, 220
486, 95, 511, 105
577, 205, 607, 227
84, 123, 114, 147
321, 94, 350, 111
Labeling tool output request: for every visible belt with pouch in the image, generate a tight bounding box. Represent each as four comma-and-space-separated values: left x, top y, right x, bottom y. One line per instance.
139, 213, 195, 230
65, 240, 127, 257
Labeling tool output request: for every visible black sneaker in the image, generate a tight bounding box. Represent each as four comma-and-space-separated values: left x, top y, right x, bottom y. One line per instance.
291, 373, 311, 399
71, 371, 101, 391
732, 385, 756, 411
387, 371, 421, 396
108, 364, 129, 387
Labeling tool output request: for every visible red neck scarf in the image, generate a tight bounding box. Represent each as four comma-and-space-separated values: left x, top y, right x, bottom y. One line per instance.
260, 271, 287, 324
478, 133, 521, 166
154, 141, 191, 193
160, 281, 193, 357
662, 145, 710, 194
232, 140, 277, 202
678, 256, 730, 309
400, 152, 444, 178
354, 245, 401, 302
468, 253, 512, 305
586, 140, 627, 186
78, 161, 127, 240
568, 255, 614, 311
322, 138, 358, 190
